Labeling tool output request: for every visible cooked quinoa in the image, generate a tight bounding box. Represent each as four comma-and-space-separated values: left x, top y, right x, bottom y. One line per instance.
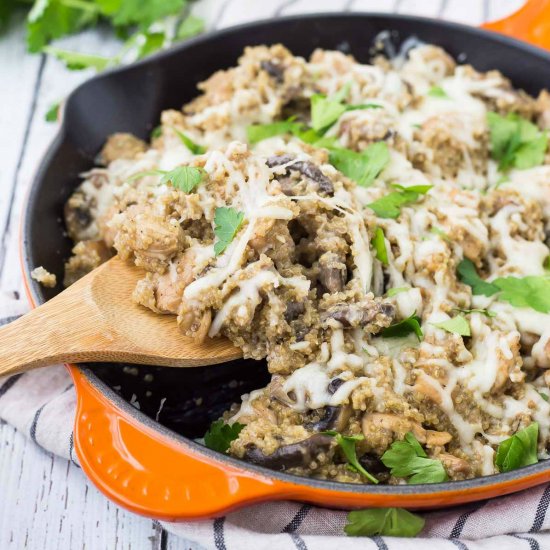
31, 266, 57, 288
63, 43, 550, 484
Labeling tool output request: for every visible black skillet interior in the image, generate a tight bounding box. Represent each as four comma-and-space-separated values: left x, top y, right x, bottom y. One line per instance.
23, 13, 550, 440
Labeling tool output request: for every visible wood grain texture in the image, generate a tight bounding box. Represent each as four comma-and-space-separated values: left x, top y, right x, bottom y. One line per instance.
0, 0, 525, 548
0, 257, 240, 377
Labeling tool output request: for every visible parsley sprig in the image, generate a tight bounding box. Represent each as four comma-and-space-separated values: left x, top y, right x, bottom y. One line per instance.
345, 507, 425, 537
329, 142, 390, 187
366, 184, 432, 218
457, 259, 550, 313
380, 313, 423, 341
204, 419, 245, 453
431, 315, 471, 337
371, 227, 388, 266
487, 112, 548, 172
129, 166, 204, 193
213, 206, 245, 256
381, 432, 449, 484
495, 423, 539, 472
323, 430, 379, 484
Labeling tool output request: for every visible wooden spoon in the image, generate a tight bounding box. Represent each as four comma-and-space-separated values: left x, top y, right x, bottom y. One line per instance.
0, 257, 242, 377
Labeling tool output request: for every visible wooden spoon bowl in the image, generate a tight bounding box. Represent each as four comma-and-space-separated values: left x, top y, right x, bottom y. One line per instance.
0, 257, 241, 377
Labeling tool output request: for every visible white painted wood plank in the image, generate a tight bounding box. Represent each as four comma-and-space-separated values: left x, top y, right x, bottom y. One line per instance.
282, 0, 354, 14
0, 421, 158, 550
348, 0, 395, 12
395, 0, 444, 17
487, 0, 525, 22
440, 0, 486, 24
216, 0, 281, 29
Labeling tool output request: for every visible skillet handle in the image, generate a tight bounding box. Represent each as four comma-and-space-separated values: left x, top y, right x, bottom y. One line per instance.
482, 0, 550, 51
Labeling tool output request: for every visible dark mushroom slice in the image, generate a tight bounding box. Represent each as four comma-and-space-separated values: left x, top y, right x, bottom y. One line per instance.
266, 155, 334, 195
260, 60, 284, 82
64, 191, 95, 242
321, 299, 395, 330
284, 300, 305, 322
243, 434, 333, 471
327, 377, 345, 394
318, 251, 347, 294
308, 404, 352, 432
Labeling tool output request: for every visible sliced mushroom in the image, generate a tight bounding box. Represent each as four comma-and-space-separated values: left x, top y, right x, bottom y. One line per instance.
284, 301, 305, 322
358, 453, 390, 482
268, 375, 295, 406
260, 60, 284, 82
266, 155, 334, 195
318, 252, 347, 294
321, 300, 394, 329
425, 430, 452, 447
243, 434, 333, 471
328, 377, 344, 394
439, 453, 471, 476
308, 404, 352, 432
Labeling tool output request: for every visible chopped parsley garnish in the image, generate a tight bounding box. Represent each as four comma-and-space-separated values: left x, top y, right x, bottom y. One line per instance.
431, 315, 471, 336
45, 100, 60, 122
203, 420, 245, 453
172, 128, 206, 154
247, 117, 301, 144
323, 430, 378, 484
176, 14, 204, 39
457, 258, 499, 297
453, 307, 496, 318
387, 286, 409, 297
381, 432, 449, 484
366, 184, 432, 218
344, 508, 425, 537
495, 423, 539, 473
371, 227, 388, 266
380, 313, 423, 341
430, 226, 451, 241
427, 85, 449, 98
539, 392, 549, 403
487, 112, 548, 172
150, 125, 162, 139
44, 46, 112, 71
128, 166, 204, 193
458, 259, 550, 313
213, 206, 245, 256
491, 275, 550, 313
329, 142, 390, 187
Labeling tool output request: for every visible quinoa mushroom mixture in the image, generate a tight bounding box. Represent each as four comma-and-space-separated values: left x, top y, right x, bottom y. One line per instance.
63, 44, 550, 485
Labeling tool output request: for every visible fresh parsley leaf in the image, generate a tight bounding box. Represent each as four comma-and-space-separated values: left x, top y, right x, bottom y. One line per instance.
453, 307, 496, 318
150, 125, 162, 139
431, 315, 471, 336
27, 0, 99, 53
492, 276, 550, 313
387, 286, 409, 297
428, 85, 448, 98
292, 126, 338, 149
430, 226, 451, 241
367, 183, 432, 218
345, 507, 425, 537
487, 112, 548, 171
128, 166, 203, 193
159, 166, 203, 192
44, 46, 111, 71
381, 432, 449, 484
329, 142, 390, 187
172, 128, 206, 154
176, 14, 204, 40
539, 392, 549, 403
311, 93, 348, 133
371, 227, 388, 266
136, 31, 165, 59
380, 313, 423, 341
204, 419, 245, 453
247, 118, 301, 144
457, 258, 499, 297
45, 100, 60, 122
112, 0, 186, 29
495, 423, 539, 472
0, 0, 20, 30
323, 431, 378, 484
214, 207, 245, 256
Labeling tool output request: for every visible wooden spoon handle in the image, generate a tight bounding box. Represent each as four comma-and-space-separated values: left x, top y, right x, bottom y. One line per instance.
0, 257, 241, 377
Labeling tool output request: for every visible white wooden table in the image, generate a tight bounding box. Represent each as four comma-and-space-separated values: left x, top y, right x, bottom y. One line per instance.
0, 0, 525, 548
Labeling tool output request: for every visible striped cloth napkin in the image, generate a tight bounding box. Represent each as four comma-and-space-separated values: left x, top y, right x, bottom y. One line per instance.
1, 307, 550, 550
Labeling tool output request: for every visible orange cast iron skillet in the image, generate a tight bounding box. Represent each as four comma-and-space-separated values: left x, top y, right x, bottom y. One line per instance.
20, 1, 550, 520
